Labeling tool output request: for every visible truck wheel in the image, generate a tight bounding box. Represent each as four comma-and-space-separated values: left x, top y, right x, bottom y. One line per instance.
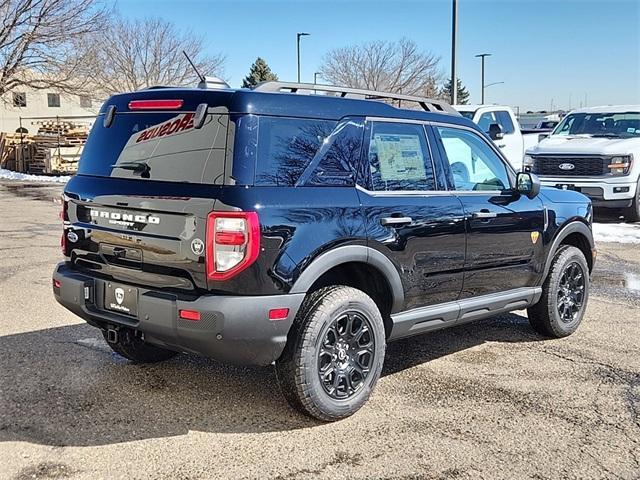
527, 246, 589, 338
623, 179, 640, 223
276, 286, 386, 422
102, 328, 177, 363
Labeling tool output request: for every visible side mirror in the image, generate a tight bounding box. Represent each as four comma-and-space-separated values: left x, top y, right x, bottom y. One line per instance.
538, 133, 550, 142
516, 172, 541, 199
488, 123, 504, 140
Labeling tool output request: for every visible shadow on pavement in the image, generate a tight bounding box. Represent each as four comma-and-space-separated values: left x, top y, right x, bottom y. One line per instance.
0, 312, 543, 446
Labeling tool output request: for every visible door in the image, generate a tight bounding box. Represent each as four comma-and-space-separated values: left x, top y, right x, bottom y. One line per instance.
357, 120, 466, 311
432, 124, 545, 298
477, 109, 522, 169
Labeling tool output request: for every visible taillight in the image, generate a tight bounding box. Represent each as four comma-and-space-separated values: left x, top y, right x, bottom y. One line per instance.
128, 99, 184, 110
206, 212, 260, 281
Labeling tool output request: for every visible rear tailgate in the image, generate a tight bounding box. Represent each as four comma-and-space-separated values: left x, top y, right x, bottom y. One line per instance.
64, 90, 232, 293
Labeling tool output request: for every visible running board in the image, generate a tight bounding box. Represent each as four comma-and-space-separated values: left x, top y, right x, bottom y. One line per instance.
388, 287, 542, 341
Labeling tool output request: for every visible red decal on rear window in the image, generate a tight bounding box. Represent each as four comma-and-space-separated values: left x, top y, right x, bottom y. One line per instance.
136, 113, 195, 143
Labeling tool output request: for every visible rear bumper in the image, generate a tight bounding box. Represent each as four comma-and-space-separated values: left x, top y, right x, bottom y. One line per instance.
540, 178, 637, 208
52, 262, 304, 365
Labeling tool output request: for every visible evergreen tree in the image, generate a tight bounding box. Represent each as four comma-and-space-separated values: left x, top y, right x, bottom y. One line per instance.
440, 77, 470, 104
242, 58, 278, 88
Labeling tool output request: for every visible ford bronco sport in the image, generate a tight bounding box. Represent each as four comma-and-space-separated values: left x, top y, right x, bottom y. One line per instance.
53, 81, 595, 421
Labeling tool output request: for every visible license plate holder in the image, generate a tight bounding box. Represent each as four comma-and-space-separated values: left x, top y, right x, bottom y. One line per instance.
104, 282, 138, 317
555, 183, 576, 191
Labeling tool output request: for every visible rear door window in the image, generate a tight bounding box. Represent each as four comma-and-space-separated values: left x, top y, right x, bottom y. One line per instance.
366, 122, 435, 191
78, 110, 229, 184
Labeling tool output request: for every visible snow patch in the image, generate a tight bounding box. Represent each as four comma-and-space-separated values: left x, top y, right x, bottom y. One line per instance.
593, 222, 640, 244
0, 168, 70, 183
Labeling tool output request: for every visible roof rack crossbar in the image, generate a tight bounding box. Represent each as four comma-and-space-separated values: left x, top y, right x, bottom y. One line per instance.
253, 81, 459, 115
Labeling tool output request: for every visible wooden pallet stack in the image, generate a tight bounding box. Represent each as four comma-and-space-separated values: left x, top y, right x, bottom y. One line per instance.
0, 120, 91, 174
0, 133, 34, 172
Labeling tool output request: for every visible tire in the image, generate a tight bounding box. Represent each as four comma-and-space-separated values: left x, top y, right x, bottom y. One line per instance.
623, 178, 640, 223
276, 286, 386, 422
527, 245, 590, 338
102, 328, 178, 363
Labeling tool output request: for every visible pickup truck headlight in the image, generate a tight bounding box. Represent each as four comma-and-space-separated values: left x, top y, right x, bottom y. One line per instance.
523, 155, 534, 171
607, 155, 632, 175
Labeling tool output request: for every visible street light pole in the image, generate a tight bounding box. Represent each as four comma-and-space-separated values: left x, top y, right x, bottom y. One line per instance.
297, 32, 310, 83
482, 81, 504, 103
450, 0, 458, 105
475, 53, 492, 104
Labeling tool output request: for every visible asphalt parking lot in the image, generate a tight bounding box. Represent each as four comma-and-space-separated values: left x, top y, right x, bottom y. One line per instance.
0, 182, 639, 480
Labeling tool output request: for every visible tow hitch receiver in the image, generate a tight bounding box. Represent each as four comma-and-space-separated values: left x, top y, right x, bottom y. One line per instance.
106, 328, 118, 344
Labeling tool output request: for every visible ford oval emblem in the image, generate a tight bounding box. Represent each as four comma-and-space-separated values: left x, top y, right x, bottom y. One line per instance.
558, 163, 575, 171
67, 231, 79, 243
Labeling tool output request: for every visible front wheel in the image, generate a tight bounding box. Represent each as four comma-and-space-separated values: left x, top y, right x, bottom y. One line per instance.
527, 245, 590, 338
276, 286, 386, 421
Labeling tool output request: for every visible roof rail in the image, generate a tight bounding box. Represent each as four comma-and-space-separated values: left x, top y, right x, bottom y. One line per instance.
253, 81, 459, 115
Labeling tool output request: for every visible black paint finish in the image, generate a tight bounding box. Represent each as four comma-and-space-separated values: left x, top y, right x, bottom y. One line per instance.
56, 84, 595, 361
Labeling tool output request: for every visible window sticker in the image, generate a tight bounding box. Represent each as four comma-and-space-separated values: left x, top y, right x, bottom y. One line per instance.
373, 133, 426, 181
627, 127, 636, 133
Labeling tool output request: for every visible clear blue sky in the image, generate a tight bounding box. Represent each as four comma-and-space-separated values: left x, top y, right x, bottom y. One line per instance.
117, 0, 640, 110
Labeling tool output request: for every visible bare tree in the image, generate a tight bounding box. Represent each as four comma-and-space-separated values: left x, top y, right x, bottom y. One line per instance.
319, 38, 442, 99
89, 17, 226, 95
0, 0, 108, 96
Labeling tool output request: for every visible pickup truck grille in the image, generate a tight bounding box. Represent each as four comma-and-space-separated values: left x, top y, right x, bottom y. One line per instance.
531, 156, 609, 176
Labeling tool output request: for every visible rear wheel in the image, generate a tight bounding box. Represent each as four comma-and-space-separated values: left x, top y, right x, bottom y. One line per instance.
102, 328, 178, 363
276, 286, 386, 421
528, 246, 590, 338
623, 178, 640, 223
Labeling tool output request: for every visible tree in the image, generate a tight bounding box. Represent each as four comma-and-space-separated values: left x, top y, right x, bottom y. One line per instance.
439, 77, 470, 104
88, 17, 226, 95
0, 0, 108, 97
242, 58, 278, 88
319, 38, 442, 98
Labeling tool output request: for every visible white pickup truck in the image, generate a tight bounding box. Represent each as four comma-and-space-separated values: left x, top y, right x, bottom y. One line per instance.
454, 105, 540, 169
525, 105, 640, 222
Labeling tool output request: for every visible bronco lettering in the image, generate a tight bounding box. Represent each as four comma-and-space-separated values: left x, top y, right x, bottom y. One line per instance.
136, 113, 195, 143
90, 210, 160, 225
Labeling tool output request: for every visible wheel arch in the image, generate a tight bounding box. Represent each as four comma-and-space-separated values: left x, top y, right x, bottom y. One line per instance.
543, 220, 595, 280
290, 245, 405, 333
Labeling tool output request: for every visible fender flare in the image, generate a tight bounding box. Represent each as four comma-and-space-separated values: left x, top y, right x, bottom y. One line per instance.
543, 221, 594, 279
290, 245, 405, 313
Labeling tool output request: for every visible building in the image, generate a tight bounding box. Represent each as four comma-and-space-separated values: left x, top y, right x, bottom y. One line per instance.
0, 88, 100, 133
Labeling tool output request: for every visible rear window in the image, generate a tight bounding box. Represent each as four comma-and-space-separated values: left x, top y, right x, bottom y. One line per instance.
78, 110, 229, 184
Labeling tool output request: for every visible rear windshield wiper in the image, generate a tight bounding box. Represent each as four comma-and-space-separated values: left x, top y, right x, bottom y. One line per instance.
111, 161, 151, 177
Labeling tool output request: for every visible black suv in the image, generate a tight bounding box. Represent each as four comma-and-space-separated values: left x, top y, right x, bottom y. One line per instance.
53, 81, 595, 421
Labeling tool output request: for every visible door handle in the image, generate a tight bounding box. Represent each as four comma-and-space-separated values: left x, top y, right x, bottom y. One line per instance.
472, 210, 497, 219
380, 216, 413, 226
498, 144, 506, 148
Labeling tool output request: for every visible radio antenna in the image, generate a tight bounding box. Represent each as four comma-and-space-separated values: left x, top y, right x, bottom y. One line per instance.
183, 50, 206, 83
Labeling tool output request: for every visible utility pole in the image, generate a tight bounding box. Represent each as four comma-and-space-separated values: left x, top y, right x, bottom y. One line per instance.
475, 53, 492, 104
450, 0, 458, 105
314, 72, 321, 85
296, 32, 310, 83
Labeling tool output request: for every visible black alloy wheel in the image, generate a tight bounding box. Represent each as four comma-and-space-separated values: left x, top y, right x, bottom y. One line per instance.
556, 261, 586, 323
317, 311, 375, 399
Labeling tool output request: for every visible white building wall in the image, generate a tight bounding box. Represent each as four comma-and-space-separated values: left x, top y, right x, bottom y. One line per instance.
0, 89, 100, 133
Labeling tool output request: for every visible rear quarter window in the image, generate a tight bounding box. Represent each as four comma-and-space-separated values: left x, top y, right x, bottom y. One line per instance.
254, 117, 336, 186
